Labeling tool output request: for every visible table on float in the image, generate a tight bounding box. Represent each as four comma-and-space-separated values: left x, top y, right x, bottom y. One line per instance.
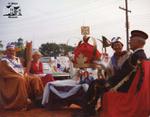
42, 79, 89, 109
52, 72, 70, 80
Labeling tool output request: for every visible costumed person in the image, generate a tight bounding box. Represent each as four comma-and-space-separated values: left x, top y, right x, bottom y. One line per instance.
30, 50, 54, 86
82, 30, 148, 116
73, 35, 101, 82
0, 43, 43, 110
74, 35, 101, 68
106, 37, 131, 77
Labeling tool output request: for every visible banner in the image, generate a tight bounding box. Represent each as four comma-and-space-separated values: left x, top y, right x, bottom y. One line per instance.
100, 60, 150, 117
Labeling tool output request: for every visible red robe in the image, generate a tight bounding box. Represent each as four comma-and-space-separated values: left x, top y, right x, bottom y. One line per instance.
100, 60, 150, 117
0, 60, 43, 109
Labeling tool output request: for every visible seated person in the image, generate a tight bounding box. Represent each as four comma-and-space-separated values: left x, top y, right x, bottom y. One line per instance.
83, 30, 149, 116
30, 50, 54, 86
0, 44, 43, 110
107, 37, 131, 77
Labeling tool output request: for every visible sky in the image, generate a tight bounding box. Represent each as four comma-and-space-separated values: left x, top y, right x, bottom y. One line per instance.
0, 0, 150, 57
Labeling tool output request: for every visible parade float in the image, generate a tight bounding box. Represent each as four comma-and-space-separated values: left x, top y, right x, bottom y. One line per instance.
42, 26, 106, 109
70, 26, 150, 117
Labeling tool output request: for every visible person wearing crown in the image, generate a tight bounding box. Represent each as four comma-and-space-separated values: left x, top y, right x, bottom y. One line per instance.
0, 43, 43, 110
82, 30, 149, 116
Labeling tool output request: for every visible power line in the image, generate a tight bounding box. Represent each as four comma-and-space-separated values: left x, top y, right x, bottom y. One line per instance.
119, 0, 131, 50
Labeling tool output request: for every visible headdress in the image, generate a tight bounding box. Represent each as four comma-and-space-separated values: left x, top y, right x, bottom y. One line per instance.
111, 37, 123, 48
6, 43, 15, 49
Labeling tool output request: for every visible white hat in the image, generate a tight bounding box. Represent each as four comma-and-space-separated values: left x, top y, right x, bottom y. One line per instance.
32, 50, 42, 56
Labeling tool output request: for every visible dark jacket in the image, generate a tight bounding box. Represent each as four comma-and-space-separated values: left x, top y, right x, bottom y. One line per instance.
108, 49, 147, 92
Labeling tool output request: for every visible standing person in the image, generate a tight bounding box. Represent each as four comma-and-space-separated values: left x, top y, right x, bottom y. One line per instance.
107, 37, 131, 77
82, 30, 148, 116
0, 44, 43, 110
30, 50, 54, 86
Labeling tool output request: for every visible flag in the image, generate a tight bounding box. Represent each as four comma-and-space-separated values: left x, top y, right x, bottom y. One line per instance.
102, 36, 111, 48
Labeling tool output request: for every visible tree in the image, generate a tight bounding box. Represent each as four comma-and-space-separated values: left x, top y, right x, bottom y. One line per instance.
39, 43, 75, 57
0, 41, 4, 56
15, 38, 25, 57
0, 40, 3, 49
39, 43, 60, 57
17, 38, 24, 48
59, 44, 74, 55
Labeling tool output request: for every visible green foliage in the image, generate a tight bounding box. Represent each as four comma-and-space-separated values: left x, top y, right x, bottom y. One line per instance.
17, 38, 24, 48
15, 38, 25, 57
39, 43, 74, 57
59, 44, 74, 55
0, 41, 3, 49
39, 43, 60, 56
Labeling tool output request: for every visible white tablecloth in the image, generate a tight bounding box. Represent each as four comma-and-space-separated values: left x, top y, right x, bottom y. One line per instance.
42, 79, 89, 105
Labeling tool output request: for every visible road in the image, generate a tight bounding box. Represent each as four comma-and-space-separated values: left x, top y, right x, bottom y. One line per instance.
0, 104, 94, 117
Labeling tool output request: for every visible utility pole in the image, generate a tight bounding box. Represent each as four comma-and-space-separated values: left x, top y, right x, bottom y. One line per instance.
119, 0, 131, 50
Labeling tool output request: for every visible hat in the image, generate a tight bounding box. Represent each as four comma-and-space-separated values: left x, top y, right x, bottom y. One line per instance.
131, 30, 148, 40
6, 43, 15, 49
32, 50, 42, 56
111, 37, 123, 47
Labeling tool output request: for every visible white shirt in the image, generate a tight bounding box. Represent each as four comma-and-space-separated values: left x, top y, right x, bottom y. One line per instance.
1, 56, 24, 75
